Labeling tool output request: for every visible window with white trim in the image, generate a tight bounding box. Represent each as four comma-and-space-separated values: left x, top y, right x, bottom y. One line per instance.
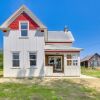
12, 52, 20, 67
29, 53, 37, 66
20, 22, 28, 36
73, 60, 78, 66
67, 54, 78, 66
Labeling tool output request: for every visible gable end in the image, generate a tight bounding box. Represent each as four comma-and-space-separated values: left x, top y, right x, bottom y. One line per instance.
9, 12, 39, 30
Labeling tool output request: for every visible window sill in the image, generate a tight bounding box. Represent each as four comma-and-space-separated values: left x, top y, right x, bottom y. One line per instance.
19, 37, 29, 39
27, 67, 38, 69
11, 67, 21, 69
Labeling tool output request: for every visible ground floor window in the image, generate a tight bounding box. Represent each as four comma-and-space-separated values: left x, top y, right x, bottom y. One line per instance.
29, 52, 37, 67
67, 60, 72, 66
66, 54, 78, 66
73, 60, 78, 66
12, 52, 20, 67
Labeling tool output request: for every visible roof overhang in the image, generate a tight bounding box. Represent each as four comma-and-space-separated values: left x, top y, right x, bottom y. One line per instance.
0, 27, 10, 30
45, 44, 83, 53
45, 41, 73, 43
45, 50, 81, 52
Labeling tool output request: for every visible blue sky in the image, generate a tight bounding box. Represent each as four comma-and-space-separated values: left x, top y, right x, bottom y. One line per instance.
0, 0, 100, 58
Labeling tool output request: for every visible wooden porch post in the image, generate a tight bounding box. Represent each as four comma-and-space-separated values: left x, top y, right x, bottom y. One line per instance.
64, 54, 67, 74
78, 53, 81, 75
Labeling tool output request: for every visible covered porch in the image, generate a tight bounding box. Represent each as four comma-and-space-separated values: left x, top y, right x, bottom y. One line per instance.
45, 45, 82, 77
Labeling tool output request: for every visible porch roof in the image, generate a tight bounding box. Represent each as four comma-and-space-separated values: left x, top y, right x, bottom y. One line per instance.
45, 44, 83, 52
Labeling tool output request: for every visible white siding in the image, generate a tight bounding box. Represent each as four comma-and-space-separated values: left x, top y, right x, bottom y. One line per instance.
64, 53, 80, 76
4, 30, 45, 77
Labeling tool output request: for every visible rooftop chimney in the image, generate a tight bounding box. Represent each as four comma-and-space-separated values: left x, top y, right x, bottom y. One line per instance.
64, 25, 68, 32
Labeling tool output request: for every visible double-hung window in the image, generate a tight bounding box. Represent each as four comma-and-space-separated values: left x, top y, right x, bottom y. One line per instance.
12, 52, 20, 67
29, 53, 37, 67
20, 22, 28, 37
72, 55, 78, 66
67, 54, 72, 66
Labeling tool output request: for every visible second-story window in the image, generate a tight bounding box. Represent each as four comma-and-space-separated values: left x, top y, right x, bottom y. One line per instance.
20, 22, 28, 36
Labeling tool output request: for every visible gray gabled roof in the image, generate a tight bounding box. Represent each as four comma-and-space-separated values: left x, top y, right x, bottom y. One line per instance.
48, 31, 74, 42
81, 55, 93, 62
81, 53, 100, 62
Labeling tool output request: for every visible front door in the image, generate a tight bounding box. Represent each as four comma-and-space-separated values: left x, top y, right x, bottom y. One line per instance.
48, 56, 62, 72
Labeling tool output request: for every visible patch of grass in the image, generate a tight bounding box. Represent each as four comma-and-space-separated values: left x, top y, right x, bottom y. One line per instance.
81, 67, 100, 78
0, 80, 100, 100
0, 68, 3, 77
0, 52, 3, 77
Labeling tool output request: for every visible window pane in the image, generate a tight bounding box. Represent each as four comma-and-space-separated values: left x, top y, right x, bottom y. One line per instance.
67, 54, 72, 59
29, 53, 37, 66
21, 23, 28, 29
13, 60, 19, 67
67, 60, 72, 66
73, 60, 78, 66
30, 60, 36, 66
49, 57, 54, 65
13, 53, 19, 59
21, 30, 27, 36
30, 54, 36, 59
72, 54, 78, 59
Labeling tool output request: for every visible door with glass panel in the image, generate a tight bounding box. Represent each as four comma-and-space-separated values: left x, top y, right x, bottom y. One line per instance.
48, 56, 62, 72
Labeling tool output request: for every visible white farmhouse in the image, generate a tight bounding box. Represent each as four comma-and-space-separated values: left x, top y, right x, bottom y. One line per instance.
0, 5, 82, 77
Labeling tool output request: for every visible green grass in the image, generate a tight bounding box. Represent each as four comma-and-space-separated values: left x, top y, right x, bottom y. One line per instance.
0, 80, 100, 100
0, 68, 3, 77
81, 67, 100, 78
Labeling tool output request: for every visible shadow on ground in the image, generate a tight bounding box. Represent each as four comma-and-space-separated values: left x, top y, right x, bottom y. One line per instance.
0, 78, 100, 100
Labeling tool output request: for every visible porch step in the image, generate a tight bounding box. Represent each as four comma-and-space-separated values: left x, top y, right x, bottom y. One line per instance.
52, 73, 64, 76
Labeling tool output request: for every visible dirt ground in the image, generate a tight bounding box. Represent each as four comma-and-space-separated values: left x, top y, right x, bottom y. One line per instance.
70, 78, 100, 91
44, 78, 100, 91
0, 77, 100, 91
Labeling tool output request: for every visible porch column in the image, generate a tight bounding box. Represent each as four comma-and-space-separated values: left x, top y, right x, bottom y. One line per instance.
64, 54, 67, 74
78, 54, 80, 66
44, 53, 46, 77
78, 53, 81, 76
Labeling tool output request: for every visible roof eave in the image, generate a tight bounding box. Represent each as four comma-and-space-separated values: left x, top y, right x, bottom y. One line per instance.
45, 50, 81, 52
45, 48, 83, 51
0, 27, 10, 31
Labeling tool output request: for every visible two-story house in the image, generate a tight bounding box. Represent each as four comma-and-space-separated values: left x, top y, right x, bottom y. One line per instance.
0, 5, 82, 77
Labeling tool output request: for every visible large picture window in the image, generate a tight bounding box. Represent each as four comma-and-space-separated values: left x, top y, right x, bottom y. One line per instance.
20, 22, 28, 36
29, 53, 37, 67
12, 52, 20, 67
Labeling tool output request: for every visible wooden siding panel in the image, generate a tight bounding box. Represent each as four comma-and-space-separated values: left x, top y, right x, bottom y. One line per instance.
88, 54, 100, 67
9, 12, 39, 30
